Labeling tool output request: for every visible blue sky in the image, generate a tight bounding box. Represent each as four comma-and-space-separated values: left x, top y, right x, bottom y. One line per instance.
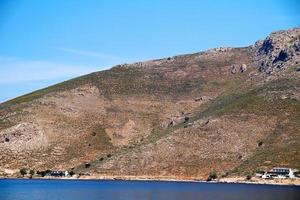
0, 0, 299, 102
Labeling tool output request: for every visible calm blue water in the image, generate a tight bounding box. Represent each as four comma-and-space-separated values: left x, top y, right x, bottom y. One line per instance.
0, 179, 299, 200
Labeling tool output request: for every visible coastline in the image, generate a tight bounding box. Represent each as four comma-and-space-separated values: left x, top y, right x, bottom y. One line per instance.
1, 175, 299, 186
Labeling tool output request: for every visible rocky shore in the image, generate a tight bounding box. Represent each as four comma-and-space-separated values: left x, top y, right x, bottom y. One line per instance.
1, 175, 299, 186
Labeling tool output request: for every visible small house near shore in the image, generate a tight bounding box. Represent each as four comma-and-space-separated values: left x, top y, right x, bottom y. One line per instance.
49, 170, 69, 177
38, 170, 69, 177
262, 167, 295, 179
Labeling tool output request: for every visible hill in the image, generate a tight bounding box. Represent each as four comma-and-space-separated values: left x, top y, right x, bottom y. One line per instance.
0, 27, 299, 180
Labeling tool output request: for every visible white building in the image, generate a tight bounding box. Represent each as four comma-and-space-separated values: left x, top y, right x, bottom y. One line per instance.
262, 167, 295, 179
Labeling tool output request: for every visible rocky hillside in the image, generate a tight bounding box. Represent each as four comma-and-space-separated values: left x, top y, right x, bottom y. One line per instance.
0, 27, 299, 180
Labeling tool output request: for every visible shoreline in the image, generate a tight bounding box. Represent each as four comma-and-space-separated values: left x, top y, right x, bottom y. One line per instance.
1, 176, 299, 186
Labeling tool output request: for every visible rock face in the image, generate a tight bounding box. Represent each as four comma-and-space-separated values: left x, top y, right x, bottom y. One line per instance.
253, 28, 300, 74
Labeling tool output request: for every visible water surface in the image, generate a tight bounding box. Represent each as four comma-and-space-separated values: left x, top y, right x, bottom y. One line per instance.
0, 179, 299, 200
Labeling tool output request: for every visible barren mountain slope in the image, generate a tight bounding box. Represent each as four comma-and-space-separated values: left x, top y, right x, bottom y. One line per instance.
0, 28, 299, 179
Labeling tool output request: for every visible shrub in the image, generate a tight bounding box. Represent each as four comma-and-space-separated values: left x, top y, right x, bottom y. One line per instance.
20, 168, 27, 176
294, 171, 300, 177
184, 117, 190, 123
40, 171, 46, 177
85, 163, 91, 168
207, 171, 217, 181
40, 170, 51, 177
245, 171, 253, 180
69, 171, 75, 176
29, 169, 35, 176
246, 174, 252, 180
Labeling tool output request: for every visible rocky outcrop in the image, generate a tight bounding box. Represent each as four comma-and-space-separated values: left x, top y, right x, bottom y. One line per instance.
230, 64, 247, 74
194, 96, 212, 102
240, 64, 247, 73
208, 47, 232, 53
253, 27, 300, 74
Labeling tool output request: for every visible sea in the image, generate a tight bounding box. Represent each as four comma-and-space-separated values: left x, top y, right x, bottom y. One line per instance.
0, 179, 299, 200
